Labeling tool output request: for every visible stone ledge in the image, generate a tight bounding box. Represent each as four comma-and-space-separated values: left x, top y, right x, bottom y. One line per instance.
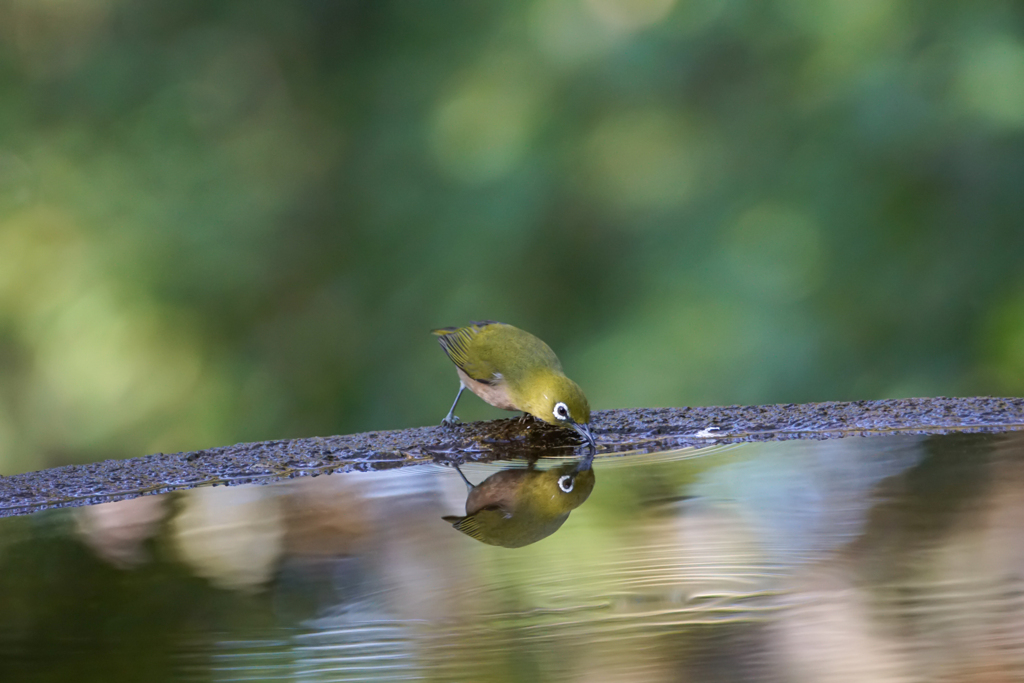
1, 396, 1022, 518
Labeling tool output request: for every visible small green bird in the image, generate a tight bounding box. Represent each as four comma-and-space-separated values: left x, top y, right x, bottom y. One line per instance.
432, 321, 595, 447
443, 456, 596, 548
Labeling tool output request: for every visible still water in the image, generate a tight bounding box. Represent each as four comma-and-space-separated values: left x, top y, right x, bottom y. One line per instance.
2, 431, 1023, 681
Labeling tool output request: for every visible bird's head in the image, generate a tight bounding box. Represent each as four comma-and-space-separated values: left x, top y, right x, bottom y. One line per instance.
526, 374, 594, 447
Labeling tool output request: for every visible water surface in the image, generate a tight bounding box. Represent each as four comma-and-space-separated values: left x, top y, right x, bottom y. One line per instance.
2, 432, 1022, 681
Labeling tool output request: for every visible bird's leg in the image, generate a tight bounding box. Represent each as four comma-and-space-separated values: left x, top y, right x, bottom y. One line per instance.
441, 384, 466, 426
517, 412, 537, 425
452, 463, 475, 491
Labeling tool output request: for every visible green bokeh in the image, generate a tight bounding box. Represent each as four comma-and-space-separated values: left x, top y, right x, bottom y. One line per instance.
2, 0, 1024, 473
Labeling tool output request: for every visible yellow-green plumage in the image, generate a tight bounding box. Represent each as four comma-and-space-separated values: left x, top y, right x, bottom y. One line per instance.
432, 321, 594, 446
443, 460, 596, 548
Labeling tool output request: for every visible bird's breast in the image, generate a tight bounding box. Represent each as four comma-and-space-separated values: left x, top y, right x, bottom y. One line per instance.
457, 368, 519, 411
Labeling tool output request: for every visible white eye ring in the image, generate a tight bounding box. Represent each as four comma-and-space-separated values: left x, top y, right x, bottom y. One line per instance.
558, 475, 574, 493
553, 402, 570, 421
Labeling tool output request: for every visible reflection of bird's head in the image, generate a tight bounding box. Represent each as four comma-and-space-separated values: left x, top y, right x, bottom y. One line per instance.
442, 457, 596, 548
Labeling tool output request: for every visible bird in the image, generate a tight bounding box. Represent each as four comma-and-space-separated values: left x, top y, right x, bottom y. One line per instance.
432, 321, 595, 447
442, 455, 596, 548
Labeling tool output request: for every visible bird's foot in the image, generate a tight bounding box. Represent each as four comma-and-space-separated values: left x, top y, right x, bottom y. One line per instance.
441, 414, 462, 427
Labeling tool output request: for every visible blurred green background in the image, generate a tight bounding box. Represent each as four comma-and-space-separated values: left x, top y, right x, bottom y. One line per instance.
2, 0, 1024, 475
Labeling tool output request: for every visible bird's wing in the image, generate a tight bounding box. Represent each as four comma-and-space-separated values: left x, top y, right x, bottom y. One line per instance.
431, 321, 503, 384
442, 514, 486, 541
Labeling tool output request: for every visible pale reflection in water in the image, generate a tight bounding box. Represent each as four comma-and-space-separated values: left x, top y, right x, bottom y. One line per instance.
3, 433, 1024, 682
172, 484, 285, 591
74, 495, 166, 569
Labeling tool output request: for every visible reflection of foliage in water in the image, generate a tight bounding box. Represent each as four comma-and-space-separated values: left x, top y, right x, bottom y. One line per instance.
1, 434, 1024, 680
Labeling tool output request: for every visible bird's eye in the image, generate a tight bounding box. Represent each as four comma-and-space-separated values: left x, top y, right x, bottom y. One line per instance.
558, 474, 574, 493
553, 402, 570, 421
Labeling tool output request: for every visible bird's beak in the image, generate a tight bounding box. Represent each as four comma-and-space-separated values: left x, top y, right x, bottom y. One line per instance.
574, 450, 595, 472
572, 421, 596, 449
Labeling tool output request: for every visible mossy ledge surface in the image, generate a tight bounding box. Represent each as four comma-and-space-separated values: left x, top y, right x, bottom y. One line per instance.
1, 396, 1022, 518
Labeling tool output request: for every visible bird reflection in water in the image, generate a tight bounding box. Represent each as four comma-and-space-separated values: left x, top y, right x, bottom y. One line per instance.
442, 453, 595, 548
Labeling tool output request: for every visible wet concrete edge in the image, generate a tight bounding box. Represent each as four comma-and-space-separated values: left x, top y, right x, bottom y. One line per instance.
1, 396, 1022, 518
